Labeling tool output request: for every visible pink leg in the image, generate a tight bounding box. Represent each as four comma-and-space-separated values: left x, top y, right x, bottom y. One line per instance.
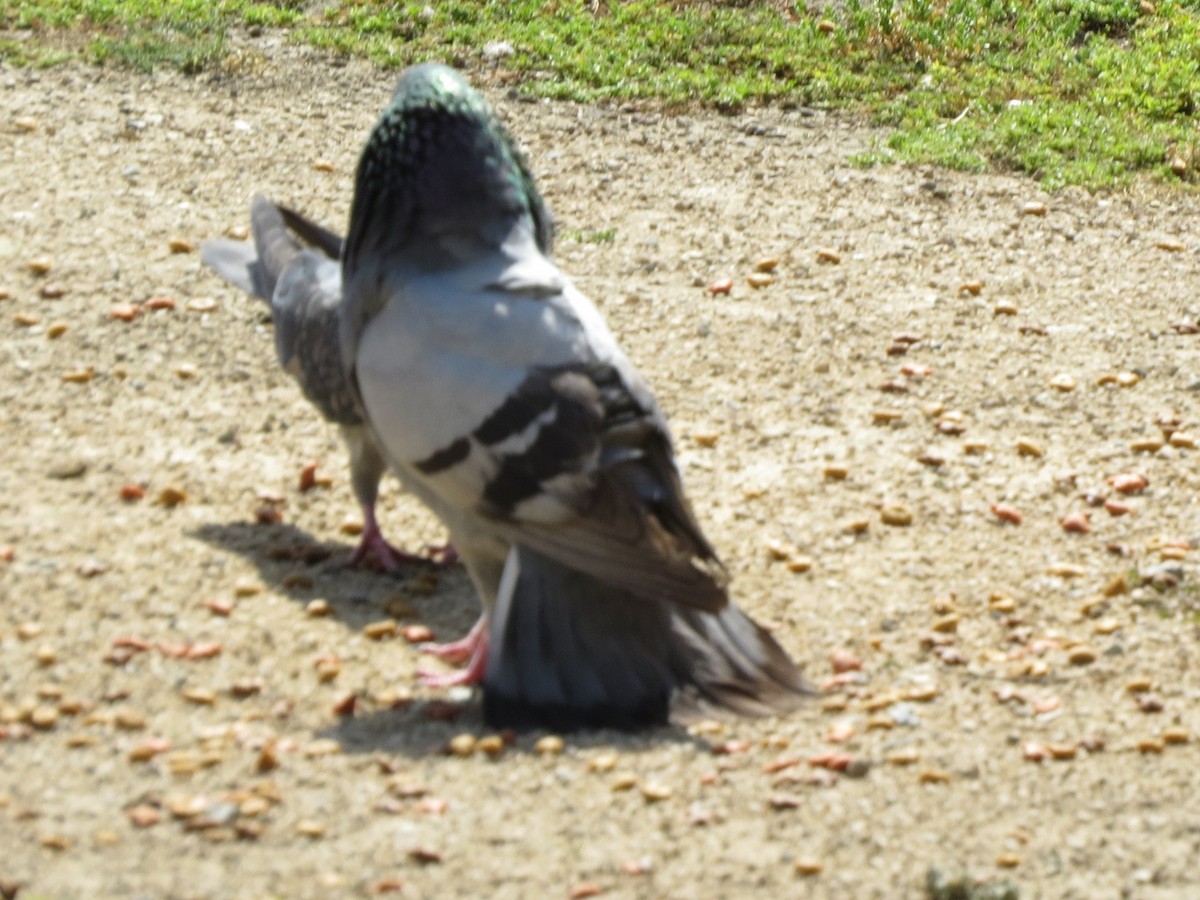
420, 615, 485, 664
346, 504, 429, 572
417, 617, 488, 688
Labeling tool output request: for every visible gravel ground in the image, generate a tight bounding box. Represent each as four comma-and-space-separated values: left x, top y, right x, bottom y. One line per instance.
2, 39, 1200, 900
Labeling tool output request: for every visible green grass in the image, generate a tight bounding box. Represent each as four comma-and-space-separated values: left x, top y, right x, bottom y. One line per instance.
4, 1, 1200, 188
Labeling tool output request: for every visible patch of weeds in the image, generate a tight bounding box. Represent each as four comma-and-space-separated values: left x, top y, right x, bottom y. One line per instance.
562, 228, 617, 244
6, 1, 1200, 188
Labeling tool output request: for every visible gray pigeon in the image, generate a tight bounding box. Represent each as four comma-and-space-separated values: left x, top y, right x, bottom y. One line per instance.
341, 63, 812, 729
201, 196, 450, 572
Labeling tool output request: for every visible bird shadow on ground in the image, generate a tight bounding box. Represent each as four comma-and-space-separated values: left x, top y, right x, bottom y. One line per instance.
192, 521, 706, 758
190, 520, 480, 641
322, 702, 705, 759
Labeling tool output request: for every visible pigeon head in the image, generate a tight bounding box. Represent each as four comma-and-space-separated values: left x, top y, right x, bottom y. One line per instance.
345, 63, 552, 274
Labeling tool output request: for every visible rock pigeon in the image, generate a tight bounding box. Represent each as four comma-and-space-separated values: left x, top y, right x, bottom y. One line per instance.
201, 196, 451, 572
341, 63, 811, 729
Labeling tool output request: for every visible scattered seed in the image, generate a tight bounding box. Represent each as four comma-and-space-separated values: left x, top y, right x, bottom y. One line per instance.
830, 649, 861, 674
1155, 238, 1185, 252
747, 273, 775, 288
640, 782, 672, 802
931, 614, 960, 634
754, 257, 780, 273
27, 257, 52, 275
313, 160, 335, 173
1015, 438, 1043, 458
1047, 563, 1087, 578
958, 280, 984, 296
610, 773, 638, 792
1108, 472, 1148, 494
1103, 499, 1133, 516
29, 706, 58, 729
332, 693, 357, 717
38, 282, 65, 299
990, 503, 1022, 525
568, 883, 604, 899
109, 304, 139, 322
156, 486, 187, 507
168, 238, 196, 254
1169, 431, 1197, 449
815, 247, 841, 264
14, 311, 41, 327
842, 517, 870, 535
872, 409, 904, 424
900, 362, 933, 378
826, 721, 855, 743
691, 429, 720, 448
144, 296, 176, 311
127, 806, 161, 828
1125, 678, 1154, 694
306, 599, 332, 617
905, 684, 940, 702
363, 619, 398, 640
1048, 742, 1077, 761
989, 593, 1016, 613
295, 819, 325, 838
707, 278, 733, 295
314, 656, 342, 683
230, 679, 263, 699
887, 747, 920, 766
880, 504, 913, 527
186, 297, 217, 313
229, 577, 261, 598
203, 597, 234, 617
401, 624, 434, 644
1135, 694, 1163, 713
1060, 511, 1090, 533
993, 301, 1018, 316
918, 768, 951, 784
1093, 618, 1121, 635
128, 738, 172, 762
1137, 737, 1164, 754
1067, 646, 1097, 666
182, 688, 216, 706
794, 858, 824, 876
535, 735, 564, 756
996, 853, 1021, 868
1163, 727, 1190, 745
114, 708, 145, 731
447, 734, 476, 757
1022, 742, 1047, 762
61, 368, 94, 383
476, 735, 505, 756
1049, 373, 1076, 391
823, 464, 849, 481
1022, 201, 1048, 216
